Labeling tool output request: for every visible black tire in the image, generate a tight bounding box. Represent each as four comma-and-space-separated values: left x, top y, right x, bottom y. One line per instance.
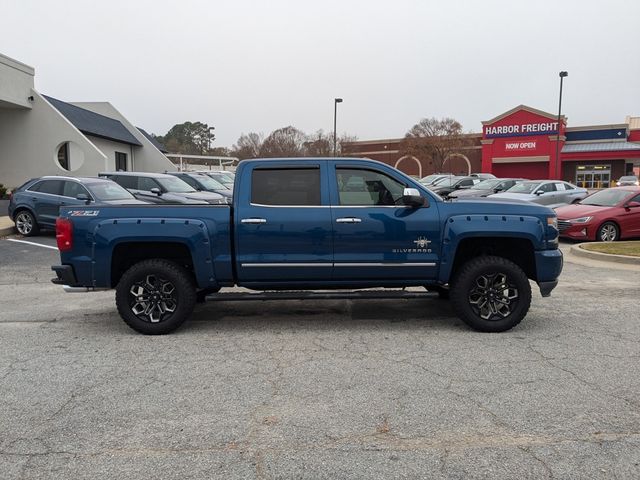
450, 256, 531, 333
14, 210, 39, 237
597, 221, 619, 242
116, 259, 196, 335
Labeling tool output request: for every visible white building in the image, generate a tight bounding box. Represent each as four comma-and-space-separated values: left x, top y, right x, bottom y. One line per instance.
0, 52, 174, 190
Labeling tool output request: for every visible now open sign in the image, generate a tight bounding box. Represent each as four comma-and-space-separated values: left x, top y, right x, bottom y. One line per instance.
504, 141, 537, 151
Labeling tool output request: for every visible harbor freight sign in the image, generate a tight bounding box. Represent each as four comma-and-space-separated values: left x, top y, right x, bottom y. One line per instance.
485, 122, 558, 138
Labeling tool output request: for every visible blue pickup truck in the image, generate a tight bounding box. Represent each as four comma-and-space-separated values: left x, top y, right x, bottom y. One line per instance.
52, 158, 562, 334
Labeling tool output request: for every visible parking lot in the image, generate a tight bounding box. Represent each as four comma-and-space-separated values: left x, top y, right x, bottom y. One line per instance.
1, 233, 639, 479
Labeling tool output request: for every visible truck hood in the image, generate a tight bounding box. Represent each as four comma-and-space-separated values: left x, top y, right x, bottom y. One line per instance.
448, 196, 552, 214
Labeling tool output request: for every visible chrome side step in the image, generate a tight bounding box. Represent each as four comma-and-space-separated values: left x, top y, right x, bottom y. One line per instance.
205, 289, 437, 302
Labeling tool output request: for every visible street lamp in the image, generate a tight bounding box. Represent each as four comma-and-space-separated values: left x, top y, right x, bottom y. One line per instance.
555, 71, 568, 179
333, 98, 343, 156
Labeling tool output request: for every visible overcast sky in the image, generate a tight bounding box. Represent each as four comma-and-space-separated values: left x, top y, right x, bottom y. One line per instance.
1, 0, 639, 147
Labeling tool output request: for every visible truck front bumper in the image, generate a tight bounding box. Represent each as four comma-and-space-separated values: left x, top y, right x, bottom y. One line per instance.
534, 249, 563, 297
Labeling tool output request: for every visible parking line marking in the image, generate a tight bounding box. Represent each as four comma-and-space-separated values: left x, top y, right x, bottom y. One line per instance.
6, 238, 58, 250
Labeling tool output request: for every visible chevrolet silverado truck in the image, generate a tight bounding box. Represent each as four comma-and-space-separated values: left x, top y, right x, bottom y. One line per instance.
52, 158, 562, 335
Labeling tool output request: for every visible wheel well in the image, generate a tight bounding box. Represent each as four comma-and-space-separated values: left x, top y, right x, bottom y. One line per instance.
597, 219, 619, 231
12, 207, 34, 221
451, 237, 536, 281
111, 242, 194, 287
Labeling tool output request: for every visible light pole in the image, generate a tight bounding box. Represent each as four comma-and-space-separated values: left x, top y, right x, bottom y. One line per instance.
555, 71, 568, 179
333, 98, 343, 156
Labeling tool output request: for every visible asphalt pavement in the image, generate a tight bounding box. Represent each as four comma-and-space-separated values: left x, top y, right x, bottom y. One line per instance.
0, 236, 639, 479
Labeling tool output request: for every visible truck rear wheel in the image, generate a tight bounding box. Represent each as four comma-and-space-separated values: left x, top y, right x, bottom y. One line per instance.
116, 259, 196, 335
450, 256, 531, 332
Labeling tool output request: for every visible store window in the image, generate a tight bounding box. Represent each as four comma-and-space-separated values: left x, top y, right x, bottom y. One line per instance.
576, 165, 611, 189
57, 143, 70, 171
115, 152, 127, 171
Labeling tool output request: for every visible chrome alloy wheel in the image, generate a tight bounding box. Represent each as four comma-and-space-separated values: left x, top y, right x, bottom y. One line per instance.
129, 274, 177, 323
15, 212, 33, 235
599, 224, 617, 242
468, 272, 519, 321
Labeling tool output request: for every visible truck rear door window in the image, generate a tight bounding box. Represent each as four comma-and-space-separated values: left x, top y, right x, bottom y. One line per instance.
251, 168, 321, 206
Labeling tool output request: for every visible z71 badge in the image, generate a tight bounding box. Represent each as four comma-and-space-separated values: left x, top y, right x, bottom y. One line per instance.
69, 210, 100, 217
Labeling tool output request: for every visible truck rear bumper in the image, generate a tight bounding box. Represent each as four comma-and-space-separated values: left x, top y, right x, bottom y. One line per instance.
52, 265, 108, 292
51, 265, 77, 286
534, 249, 563, 297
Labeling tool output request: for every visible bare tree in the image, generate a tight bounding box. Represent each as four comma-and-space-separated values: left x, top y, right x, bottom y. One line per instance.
400, 117, 471, 173
232, 132, 263, 160
303, 130, 332, 156
259, 126, 306, 157
304, 130, 358, 156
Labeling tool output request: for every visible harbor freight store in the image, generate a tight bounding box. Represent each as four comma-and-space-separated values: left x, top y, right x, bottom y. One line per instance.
342, 106, 640, 187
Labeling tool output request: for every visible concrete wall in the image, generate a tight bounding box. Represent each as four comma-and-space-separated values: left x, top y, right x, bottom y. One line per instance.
86, 136, 137, 172
0, 91, 106, 189
72, 102, 176, 172
0, 53, 34, 109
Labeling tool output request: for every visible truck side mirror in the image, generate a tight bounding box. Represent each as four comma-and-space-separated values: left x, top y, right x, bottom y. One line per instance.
76, 193, 91, 204
402, 188, 428, 207
150, 187, 162, 196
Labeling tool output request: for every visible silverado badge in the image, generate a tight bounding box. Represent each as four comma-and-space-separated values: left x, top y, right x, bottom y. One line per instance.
392, 236, 432, 253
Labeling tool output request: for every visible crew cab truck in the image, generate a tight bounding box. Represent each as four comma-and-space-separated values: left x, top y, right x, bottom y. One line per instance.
52, 158, 562, 335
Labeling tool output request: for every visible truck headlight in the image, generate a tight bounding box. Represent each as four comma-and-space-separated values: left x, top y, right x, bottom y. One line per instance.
568, 216, 593, 224
547, 216, 558, 229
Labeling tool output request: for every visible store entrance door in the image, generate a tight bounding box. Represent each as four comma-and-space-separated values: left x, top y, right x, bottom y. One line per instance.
576, 165, 611, 189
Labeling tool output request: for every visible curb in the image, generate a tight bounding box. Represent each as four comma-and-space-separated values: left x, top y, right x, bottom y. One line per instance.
0, 216, 14, 237
571, 243, 640, 266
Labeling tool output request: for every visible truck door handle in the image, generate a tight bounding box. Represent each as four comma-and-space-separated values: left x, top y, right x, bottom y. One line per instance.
241, 218, 267, 224
336, 217, 362, 223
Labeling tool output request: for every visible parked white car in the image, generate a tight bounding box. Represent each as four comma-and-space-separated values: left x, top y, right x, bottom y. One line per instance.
490, 180, 588, 207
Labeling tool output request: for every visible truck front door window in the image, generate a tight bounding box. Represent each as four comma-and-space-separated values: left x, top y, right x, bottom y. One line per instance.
336, 168, 405, 206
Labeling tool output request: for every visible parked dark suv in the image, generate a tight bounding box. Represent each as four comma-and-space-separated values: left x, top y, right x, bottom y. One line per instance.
429, 176, 481, 198
99, 172, 226, 204
8, 176, 144, 236
168, 172, 233, 201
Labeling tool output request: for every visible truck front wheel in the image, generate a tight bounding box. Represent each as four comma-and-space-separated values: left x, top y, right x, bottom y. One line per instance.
116, 259, 196, 335
450, 256, 531, 332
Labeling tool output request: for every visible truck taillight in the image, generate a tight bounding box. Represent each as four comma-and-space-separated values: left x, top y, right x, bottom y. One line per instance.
56, 217, 73, 252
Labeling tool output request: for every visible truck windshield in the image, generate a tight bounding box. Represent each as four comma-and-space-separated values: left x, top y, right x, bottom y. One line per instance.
580, 189, 633, 207
87, 182, 135, 201
506, 182, 541, 194
157, 177, 196, 193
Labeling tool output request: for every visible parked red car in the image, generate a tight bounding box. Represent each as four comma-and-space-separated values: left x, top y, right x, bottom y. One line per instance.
555, 187, 640, 241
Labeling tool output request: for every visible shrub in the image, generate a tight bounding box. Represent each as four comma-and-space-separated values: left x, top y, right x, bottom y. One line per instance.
0, 184, 7, 198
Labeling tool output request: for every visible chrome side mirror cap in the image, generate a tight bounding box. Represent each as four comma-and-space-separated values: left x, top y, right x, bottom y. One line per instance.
402, 187, 428, 207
